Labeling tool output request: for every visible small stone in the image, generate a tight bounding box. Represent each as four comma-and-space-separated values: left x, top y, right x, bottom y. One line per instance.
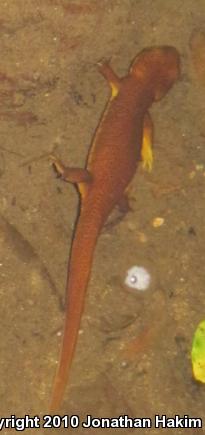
195, 163, 204, 171
152, 217, 165, 228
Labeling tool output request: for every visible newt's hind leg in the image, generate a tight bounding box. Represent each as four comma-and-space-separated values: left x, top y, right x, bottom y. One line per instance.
98, 61, 121, 98
50, 155, 92, 198
141, 111, 153, 172
104, 191, 133, 231
117, 192, 133, 214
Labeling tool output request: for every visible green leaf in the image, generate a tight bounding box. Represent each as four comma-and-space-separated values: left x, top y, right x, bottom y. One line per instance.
192, 320, 205, 383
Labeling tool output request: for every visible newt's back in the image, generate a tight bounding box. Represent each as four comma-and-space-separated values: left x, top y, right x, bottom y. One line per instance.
86, 46, 180, 219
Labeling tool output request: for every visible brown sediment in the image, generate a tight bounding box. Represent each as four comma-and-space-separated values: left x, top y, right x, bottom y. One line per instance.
48, 0, 97, 14
190, 30, 205, 86
0, 111, 38, 126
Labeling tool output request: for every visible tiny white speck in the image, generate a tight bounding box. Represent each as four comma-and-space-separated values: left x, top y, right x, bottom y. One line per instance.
125, 266, 151, 291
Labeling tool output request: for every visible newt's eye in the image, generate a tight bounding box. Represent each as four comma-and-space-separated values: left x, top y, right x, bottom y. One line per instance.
125, 266, 151, 290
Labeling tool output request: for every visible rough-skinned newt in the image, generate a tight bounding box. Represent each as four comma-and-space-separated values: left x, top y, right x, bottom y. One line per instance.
49, 46, 180, 411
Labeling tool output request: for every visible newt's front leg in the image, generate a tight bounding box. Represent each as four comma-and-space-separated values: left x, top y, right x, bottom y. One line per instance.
98, 61, 121, 98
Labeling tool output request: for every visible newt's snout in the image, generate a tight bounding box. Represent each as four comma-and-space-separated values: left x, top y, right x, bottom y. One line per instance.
130, 46, 180, 101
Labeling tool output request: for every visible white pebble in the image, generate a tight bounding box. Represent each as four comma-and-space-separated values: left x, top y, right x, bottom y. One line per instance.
125, 266, 151, 291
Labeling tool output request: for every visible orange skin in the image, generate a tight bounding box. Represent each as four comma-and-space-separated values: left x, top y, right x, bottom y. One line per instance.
49, 46, 180, 411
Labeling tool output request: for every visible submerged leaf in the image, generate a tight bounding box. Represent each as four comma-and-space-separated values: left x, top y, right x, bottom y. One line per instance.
192, 320, 205, 383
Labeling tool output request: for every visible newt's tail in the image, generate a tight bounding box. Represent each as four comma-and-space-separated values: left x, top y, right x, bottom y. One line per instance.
49, 209, 101, 412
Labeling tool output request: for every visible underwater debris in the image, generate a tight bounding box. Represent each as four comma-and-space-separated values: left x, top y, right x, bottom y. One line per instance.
124, 265, 151, 291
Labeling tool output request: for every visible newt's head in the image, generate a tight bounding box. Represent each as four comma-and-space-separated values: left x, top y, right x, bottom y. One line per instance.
130, 46, 180, 101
